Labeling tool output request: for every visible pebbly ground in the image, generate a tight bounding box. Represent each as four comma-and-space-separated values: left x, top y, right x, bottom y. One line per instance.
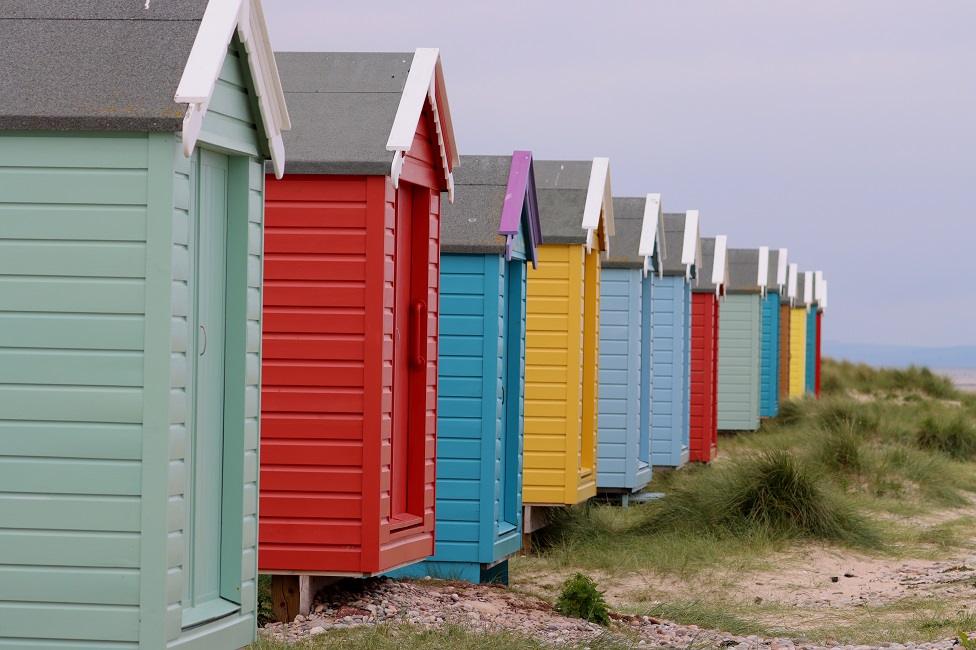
260, 577, 973, 649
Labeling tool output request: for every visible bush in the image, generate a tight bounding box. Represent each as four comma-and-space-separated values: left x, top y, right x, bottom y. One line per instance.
813, 399, 879, 434
640, 451, 878, 547
915, 414, 976, 460
814, 428, 866, 474
776, 399, 808, 427
554, 573, 611, 625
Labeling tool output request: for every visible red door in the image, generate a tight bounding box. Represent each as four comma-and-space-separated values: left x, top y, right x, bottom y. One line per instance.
391, 184, 413, 520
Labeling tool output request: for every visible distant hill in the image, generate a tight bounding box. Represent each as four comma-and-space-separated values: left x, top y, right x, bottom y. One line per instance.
825, 342, 976, 369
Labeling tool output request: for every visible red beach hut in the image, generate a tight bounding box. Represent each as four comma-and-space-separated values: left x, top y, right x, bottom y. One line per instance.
259, 49, 459, 597
689, 235, 728, 463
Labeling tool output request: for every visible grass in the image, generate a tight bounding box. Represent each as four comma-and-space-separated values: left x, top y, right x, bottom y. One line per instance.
820, 359, 961, 400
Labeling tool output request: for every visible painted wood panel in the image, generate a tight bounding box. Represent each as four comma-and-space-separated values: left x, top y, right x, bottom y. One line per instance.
717, 294, 761, 431
815, 311, 823, 397
0, 130, 150, 646
789, 308, 808, 398
597, 268, 650, 490
778, 304, 791, 402
759, 291, 781, 418
649, 275, 691, 467
690, 292, 719, 462
805, 308, 817, 395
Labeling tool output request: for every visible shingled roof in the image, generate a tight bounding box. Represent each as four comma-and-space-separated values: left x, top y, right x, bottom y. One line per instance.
441, 152, 542, 264
273, 50, 458, 189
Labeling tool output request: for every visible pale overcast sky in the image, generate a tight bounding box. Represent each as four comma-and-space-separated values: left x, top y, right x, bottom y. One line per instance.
263, 1, 975, 348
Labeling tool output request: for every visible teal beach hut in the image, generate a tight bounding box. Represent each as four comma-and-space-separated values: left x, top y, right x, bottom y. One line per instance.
0, 3, 290, 647
597, 195, 665, 499
760, 247, 788, 417
805, 270, 818, 394
389, 152, 542, 584
717, 248, 766, 431
651, 212, 701, 467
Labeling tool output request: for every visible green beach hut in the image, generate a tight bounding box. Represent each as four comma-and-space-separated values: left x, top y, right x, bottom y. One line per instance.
0, 2, 289, 648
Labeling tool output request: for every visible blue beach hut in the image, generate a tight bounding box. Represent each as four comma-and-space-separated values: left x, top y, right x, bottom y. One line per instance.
805, 270, 818, 395
597, 195, 665, 500
760, 248, 788, 417
389, 152, 542, 584
650, 212, 701, 468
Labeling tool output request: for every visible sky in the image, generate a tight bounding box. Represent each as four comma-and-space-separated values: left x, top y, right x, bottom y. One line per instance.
263, 1, 976, 349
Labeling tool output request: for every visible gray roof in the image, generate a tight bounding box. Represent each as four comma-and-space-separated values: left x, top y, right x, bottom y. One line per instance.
695, 238, 721, 292
726, 248, 762, 294
533, 160, 593, 244
441, 155, 511, 254
275, 52, 416, 175
797, 272, 809, 305
604, 198, 644, 268
767, 249, 781, 290
0, 1, 209, 131
660, 213, 693, 276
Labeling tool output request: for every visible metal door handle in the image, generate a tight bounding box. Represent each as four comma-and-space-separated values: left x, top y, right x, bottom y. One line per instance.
410, 301, 427, 368
199, 324, 207, 356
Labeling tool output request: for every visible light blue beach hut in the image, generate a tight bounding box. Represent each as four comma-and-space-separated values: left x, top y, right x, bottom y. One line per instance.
389, 152, 542, 584
760, 248, 788, 417
597, 195, 665, 499
650, 212, 701, 468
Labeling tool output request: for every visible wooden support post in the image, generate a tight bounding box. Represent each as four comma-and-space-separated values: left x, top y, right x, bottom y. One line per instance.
270, 575, 300, 623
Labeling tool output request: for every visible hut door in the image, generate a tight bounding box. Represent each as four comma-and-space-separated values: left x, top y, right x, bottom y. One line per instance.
580, 248, 599, 477
182, 150, 235, 627
499, 261, 524, 534
390, 182, 428, 529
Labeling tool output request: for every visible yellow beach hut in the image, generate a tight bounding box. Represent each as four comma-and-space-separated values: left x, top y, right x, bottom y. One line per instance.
522, 158, 614, 524
788, 264, 809, 398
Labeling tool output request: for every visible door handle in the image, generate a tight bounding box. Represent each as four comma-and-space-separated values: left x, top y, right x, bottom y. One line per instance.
410, 300, 427, 368
199, 324, 207, 356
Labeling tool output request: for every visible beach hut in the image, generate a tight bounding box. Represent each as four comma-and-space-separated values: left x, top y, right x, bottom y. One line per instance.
805, 271, 818, 395
717, 249, 766, 431
690, 236, 729, 462
788, 264, 808, 398
815, 273, 828, 397
779, 259, 796, 403
651, 212, 701, 467
596, 195, 665, 499
0, 3, 290, 647
389, 152, 542, 583
522, 158, 613, 524
259, 50, 459, 599
760, 248, 788, 418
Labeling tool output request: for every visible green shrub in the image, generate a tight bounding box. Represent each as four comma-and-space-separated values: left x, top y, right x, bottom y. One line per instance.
640, 451, 878, 546
915, 414, 976, 460
814, 428, 866, 474
554, 573, 611, 625
813, 400, 879, 434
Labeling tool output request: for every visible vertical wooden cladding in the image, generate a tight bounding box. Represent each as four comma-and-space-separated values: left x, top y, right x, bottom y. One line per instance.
778, 305, 791, 402
260, 105, 441, 576
689, 292, 718, 463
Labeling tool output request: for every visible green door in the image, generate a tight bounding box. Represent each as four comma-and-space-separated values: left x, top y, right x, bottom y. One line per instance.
182, 149, 237, 628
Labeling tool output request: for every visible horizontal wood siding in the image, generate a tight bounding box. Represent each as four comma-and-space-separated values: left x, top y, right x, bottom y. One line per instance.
597, 268, 645, 490
690, 292, 718, 462
524, 245, 584, 504
717, 294, 761, 431
260, 174, 370, 573
759, 292, 781, 417
778, 305, 791, 402
638, 275, 654, 474
789, 308, 807, 398
0, 131, 149, 647
815, 311, 823, 397
649, 275, 691, 467
805, 308, 817, 395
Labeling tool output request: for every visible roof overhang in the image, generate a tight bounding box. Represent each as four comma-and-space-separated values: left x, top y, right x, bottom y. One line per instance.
803, 270, 814, 309
814, 270, 825, 311
638, 193, 662, 277
776, 247, 789, 289
582, 157, 614, 256
821, 280, 829, 312
499, 150, 543, 268
386, 48, 459, 201
787, 263, 799, 305
175, 0, 291, 178
681, 209, 701, 280
712, 234, 729, 297
758, 246, 770, 297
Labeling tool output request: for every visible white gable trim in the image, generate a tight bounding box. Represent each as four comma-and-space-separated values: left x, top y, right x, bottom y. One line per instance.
788, 263, 799, 305
814, 270, 825, 303
821, 280, 829, 311
776, 248, 789, 288
386, 48, 460, 201
638, 192, 661, 277
681, 210, 699, 279
758, 246, 770, 296
582, 157, 614, 256
175, 0, 291, 177
804, 270, 814, 309
712, 235, 728, 296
